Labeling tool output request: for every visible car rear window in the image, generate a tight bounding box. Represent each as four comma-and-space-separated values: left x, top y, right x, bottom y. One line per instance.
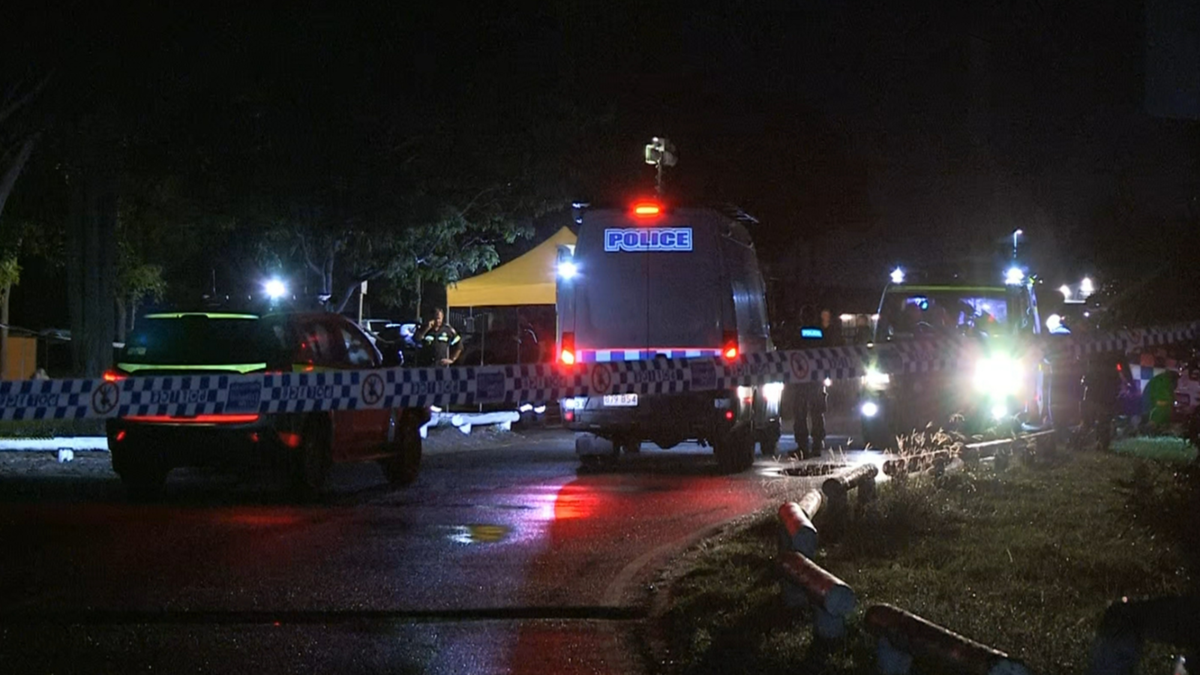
121, 315, 286, 367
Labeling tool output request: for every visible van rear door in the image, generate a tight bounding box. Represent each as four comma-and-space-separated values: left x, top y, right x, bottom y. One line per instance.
572, 208, 723, 360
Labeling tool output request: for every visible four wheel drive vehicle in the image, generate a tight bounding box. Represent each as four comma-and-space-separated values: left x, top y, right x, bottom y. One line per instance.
857, 268, 1061, 449
106, 311, 430, 499
556, 202, 782, 473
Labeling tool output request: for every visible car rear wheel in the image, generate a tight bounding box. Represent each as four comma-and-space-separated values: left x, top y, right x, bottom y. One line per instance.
381, 415, 422, 486
290, 417, 332, 500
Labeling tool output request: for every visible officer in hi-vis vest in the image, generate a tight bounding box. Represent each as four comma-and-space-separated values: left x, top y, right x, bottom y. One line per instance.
415, 309, 463, 366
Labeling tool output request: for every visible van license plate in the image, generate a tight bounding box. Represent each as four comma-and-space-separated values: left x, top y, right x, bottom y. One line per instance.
603, 394, 638, 407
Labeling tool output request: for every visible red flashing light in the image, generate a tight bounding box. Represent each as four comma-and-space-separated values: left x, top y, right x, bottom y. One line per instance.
559, 332, 576, 365
722, 331, 739, 361
115, 430, 127, 442
564, 410, 575, 423
724, 410, 734, 420
124, 414, 261, 424
103, 370, 126, 382
632, 201, 662, 218
278, 432, 303, 449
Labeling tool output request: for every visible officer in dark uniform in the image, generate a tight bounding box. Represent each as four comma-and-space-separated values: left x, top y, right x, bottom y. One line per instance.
1079, 352, 1122, 451
415, 309, 463, 366
790, 308, 841, 458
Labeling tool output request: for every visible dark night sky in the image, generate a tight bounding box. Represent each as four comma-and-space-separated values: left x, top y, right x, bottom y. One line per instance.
3, 0, 1199, 323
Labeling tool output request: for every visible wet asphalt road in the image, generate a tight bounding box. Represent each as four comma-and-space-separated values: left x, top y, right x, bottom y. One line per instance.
0, 430, 825, 674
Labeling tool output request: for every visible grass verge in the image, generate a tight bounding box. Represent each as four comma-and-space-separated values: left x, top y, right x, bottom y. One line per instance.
0, 419, 105, 439
661, 451, 1196, 674
1111, 436, 1197, 464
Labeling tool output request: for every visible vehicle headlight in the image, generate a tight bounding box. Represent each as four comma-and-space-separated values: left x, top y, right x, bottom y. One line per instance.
861, 401, 880, 418
862, 367, 890, 389
763, 382, 785, 404
973, 356, 1022, 397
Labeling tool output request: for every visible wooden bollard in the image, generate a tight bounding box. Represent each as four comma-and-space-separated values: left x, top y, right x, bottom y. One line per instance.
863, 604, 1030, 675
797, 489, 824, 521
779, 551, 857, 640
778, 502, 818, 557
823, 463, 879, 503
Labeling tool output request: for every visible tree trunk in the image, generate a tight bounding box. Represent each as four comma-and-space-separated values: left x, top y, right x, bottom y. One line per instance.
0, 134, 37, 223
115, 296, 126, 345
65, 113, 119, 378
414, 273, 423, 321
0, 283, 10, 380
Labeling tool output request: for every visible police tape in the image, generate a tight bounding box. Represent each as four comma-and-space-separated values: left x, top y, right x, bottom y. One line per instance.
0, 321, 1197, 421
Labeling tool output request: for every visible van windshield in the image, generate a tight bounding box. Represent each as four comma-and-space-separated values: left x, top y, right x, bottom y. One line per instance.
877, 287, 1010, 340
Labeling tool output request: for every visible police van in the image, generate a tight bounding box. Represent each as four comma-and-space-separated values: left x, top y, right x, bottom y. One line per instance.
857, 265, 1055, 448
556, 201, 781, 472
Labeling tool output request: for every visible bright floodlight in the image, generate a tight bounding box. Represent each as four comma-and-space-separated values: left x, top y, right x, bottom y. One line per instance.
861, 401, 879, 418
557, 260, 578, 280
1005, 266, 1025, 286
1059, 284, 1072, 299
890, 267, 905, 284
991, 403, 1008, 421
264, 278, 287, 300
1080, 277, 1094, 296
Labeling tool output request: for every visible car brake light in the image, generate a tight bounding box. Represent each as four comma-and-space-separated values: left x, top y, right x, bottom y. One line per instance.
123, 414, 261, 424
103, 370, 126, 382
277, 432, 302, 449
632, 201, 662, 218
560, 332, 576, 365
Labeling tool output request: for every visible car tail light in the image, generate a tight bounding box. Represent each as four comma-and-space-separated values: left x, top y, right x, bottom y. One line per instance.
103, 370, 126, 382
559, 332, 576, 365
123, 414, 261, 424
277, 432, 302, 449
722, 331, 739, 361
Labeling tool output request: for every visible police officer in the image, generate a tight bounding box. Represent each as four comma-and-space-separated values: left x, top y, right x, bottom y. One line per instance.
790, 308, 841, 459
1079, 352, 1121, 451
415, 309, 463, 366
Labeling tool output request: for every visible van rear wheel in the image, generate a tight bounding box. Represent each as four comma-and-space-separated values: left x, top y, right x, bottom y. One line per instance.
715, 428, 755, 474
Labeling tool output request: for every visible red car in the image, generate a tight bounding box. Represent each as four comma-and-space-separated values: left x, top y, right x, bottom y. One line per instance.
106, 310, 429, 499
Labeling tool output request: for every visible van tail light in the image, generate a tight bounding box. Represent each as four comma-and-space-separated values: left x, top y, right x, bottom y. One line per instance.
559, 332, 576, 365
722, 331, 739, 361
103, 370, 127, 382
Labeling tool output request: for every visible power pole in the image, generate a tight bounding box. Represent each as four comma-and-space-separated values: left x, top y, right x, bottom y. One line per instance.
644, 137, 678, 197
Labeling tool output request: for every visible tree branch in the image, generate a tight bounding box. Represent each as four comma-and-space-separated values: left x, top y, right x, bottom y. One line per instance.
0, 133, 38, 222
0, 75, 50, 129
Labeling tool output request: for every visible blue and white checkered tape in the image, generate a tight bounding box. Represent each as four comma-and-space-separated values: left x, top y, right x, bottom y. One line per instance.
2, 320, 1198, 419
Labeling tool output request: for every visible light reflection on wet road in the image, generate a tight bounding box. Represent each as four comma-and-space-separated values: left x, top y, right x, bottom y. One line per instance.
0, 431, 822, 674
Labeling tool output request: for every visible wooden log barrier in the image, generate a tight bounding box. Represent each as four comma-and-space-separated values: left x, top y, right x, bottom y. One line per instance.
823, 463, 879, 503
777, 501, 818, 557
779, 550, 857, 640
863, 604, 1031, 675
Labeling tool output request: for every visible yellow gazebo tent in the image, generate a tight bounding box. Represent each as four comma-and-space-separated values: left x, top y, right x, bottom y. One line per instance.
446, 226, 576, 307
